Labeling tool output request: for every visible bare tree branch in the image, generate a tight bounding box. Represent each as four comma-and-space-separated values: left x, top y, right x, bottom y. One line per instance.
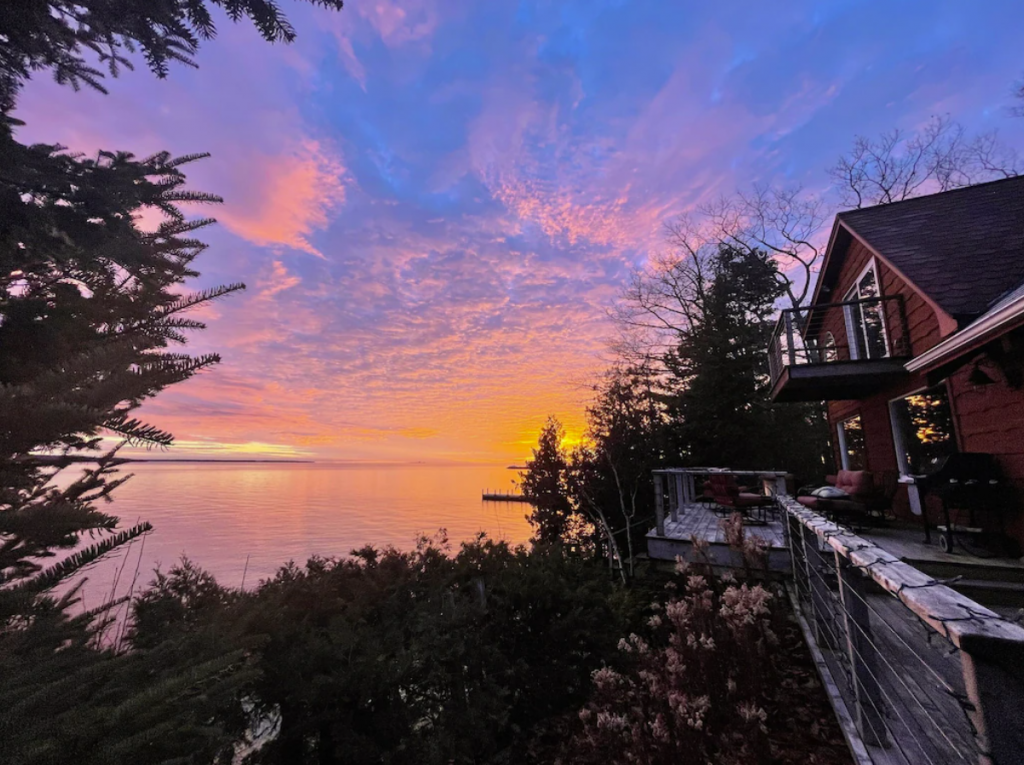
829, 115, 1019, 210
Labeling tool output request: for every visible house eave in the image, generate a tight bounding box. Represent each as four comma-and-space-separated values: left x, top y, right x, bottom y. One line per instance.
905, 290, 1024, 376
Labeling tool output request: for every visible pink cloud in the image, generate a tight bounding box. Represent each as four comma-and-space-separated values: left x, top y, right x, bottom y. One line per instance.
335, 33, 368, 89
357, 0, 439, 47
465, 85, 647, 250
216, 139, 347, 258
257, 260, 302, 299
323, 0, 440, 90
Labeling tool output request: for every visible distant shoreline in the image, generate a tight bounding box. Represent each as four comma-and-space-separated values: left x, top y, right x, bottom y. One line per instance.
122, 458, 316, 464
121, 459, 522, 467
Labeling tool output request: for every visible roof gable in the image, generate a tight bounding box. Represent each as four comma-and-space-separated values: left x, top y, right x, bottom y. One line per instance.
829, 176, 1024, 323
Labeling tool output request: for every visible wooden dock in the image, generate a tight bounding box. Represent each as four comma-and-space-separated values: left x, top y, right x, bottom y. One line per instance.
481, 490, 531, 503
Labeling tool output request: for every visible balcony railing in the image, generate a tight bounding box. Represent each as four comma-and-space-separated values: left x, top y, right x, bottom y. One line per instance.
768, 296, 911, 388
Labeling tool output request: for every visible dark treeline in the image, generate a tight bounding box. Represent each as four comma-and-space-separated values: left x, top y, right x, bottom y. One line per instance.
521, 244, 833, 579
1, 4, 1021, 763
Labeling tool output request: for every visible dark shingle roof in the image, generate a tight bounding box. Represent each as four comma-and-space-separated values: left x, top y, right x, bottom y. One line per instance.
836, 176, 1024, 322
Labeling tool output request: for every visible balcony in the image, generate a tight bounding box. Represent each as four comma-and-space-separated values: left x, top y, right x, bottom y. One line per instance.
768, 296, 911, 402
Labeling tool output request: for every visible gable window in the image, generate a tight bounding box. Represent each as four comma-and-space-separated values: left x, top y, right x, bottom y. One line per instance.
889, 384, 957, 476
837, 415, 866, 470
843, 262, 889, 360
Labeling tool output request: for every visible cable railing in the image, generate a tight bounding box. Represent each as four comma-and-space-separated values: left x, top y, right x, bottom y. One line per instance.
768, 296, 911, 386
782, 495, 1024, 765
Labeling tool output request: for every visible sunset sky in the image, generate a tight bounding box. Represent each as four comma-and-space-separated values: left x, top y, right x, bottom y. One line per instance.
17, 0, 1024, 462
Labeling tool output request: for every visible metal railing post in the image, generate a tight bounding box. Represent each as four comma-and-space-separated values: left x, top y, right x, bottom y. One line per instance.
784, 310, 797, 366
672, 473, 683, 522
768, 317, 785, 384
836, 553, 888, 747
959, 634, 1024, 765
900, 297, 910, 355
653, 473, 665, 537
799, 523, 828, 645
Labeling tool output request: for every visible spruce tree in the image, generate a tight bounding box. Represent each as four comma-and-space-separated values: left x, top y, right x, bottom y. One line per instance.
0, 129, 241, 611
0, 0, 344, 111
0, 1, 345, 761
662, 245, 830, 480
663, 245, 785, 469
521, 416, 574, 545
0, 0, 345, 612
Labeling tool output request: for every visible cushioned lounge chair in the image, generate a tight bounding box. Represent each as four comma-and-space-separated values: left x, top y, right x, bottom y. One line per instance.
797, 470, 896, 528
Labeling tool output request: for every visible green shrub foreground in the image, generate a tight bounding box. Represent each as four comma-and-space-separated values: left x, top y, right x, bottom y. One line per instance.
1, 529, 851, 765
2, 536, 632, 764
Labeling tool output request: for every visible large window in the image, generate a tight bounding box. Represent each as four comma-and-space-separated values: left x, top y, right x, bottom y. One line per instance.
889, 385, 957, 475
837, 415, 866, 470
843, 263, 889, 360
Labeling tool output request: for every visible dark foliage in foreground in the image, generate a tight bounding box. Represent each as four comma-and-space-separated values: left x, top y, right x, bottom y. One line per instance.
0, 562, 254, 764
1, 532, 852, 764
128, 537, 634, 765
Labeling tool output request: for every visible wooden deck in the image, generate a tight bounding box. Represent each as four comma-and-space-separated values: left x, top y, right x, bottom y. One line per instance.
646, 503, 791, 573
645, 504, 1024, 593
859, 523, 1024, 610
661, 503, 787, 546
859, 523, 1024, 572
796, 583, 981, 765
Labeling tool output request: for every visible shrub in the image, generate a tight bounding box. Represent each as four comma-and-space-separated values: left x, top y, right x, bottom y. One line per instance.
573, 532, 780, 764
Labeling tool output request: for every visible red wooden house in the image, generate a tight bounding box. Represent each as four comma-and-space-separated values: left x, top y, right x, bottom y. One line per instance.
769, 176, 1024, 552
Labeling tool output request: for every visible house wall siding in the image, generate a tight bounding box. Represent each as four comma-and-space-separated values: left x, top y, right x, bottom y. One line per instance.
824, 239, 958, 530
820, 244, 1024, 547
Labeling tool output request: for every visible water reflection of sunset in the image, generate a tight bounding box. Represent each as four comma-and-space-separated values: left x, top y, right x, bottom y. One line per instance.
77, 463, 534, 607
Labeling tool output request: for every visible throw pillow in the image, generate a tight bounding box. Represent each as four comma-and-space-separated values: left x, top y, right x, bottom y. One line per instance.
811, 486, 850, 499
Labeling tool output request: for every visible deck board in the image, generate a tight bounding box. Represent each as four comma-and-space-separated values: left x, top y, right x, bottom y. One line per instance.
865, 594, 979, 763
647, 503, 791, 572
859, 524, 1024, 572
661, 503, 788, 548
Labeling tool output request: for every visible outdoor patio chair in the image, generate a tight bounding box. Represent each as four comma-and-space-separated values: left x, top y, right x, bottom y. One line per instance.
707, 474, 776, 523
695, 479, 719, 511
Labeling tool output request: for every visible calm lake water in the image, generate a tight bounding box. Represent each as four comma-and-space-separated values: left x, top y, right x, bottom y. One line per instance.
72, 462, 534, 612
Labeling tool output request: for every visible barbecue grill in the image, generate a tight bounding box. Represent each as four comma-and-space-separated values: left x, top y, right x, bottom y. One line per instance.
913, 452, 1009, 554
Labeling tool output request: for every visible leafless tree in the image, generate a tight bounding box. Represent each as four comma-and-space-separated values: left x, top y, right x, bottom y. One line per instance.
612, 216, 717, 360
615, 115, 1021, 370
828, 115, 1019, 210
702, 185, 827, 308
617, 184, 826, 351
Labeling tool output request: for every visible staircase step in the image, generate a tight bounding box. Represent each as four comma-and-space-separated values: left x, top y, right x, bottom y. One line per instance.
910, 559, 1024, 585
947, 579, 1024, 609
